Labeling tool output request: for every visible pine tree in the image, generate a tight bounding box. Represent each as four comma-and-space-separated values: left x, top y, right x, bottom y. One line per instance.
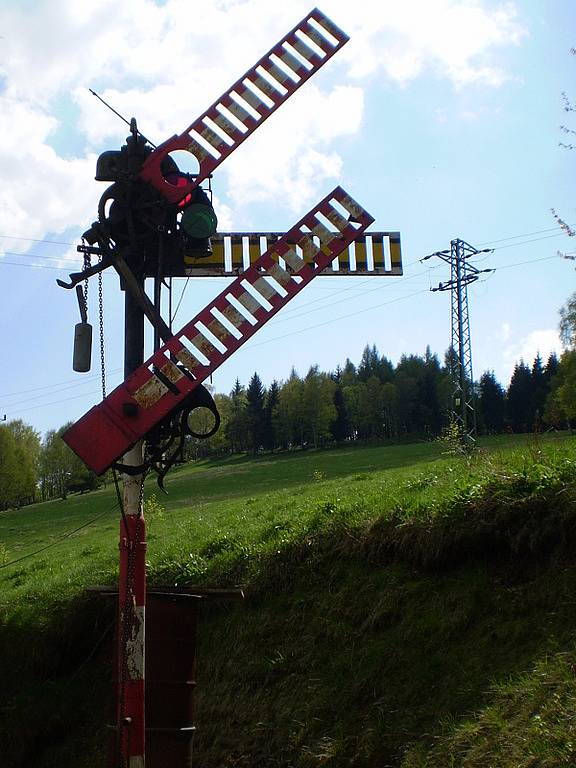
263, 380, 280, 451
225, 379, 249, 453
246, 373, 266, 454
531, 354, 548, 429
478, 371, 505, 434
506, 361, 533, 432
544, 352, 559, 382
331, 385, 351, 442
341, 358, 357, 387
358, 344, 381, 382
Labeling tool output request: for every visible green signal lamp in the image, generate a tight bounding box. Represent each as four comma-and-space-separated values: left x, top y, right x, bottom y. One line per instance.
181, 203, 218, 239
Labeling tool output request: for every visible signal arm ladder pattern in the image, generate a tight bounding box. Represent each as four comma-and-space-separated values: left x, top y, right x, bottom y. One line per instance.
184, 231, 403, 276
64, 186, 374, 474
139, 8, 349, 203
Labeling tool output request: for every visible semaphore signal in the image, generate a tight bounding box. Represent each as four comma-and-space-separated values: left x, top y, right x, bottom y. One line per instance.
56, 8, 403, 767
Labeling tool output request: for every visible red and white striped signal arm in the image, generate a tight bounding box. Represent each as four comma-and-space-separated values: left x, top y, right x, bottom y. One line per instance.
139, 8, 349, 204
63, 187, 374, 474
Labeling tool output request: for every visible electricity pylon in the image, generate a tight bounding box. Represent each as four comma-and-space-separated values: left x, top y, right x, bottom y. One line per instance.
423, 238, 493, 449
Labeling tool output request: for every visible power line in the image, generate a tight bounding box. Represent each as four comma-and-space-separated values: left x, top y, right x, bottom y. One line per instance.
1, 250, 78, 263
0, 224, 572, 271
477, 226, 566, 246
7, 388, 113, 416
0, 260, 78, 271
0, 234, 76, 246
268, 270, 428, 327
3, 377, 116, 409
0, 504, 116, 571
247, 288, 431, 350
0, 223, 570, 250
490, 233, 568, 250
0, 369, 122, 399
3, 251, 559, 410
0, 247, 566, 417
494, 255, 558, 270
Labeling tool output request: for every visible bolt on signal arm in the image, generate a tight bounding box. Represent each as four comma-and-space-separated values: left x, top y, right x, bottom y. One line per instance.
63, 187, 374, 475
139, 8, 349, 204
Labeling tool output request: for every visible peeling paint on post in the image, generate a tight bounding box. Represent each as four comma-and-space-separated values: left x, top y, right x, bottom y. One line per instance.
116, 440, 147, 767
126, 605, 145, 680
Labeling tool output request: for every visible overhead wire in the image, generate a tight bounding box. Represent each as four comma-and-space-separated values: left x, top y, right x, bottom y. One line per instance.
490, 233, 569, 250
1, 225, 572, 417
0, 503, 118, 570
2, 249, 565, 411
247, 288, 431, 350
3, 375, 119, 409
0, 369, 122, 399
476, 226, 565, 246
0, 223, 572, 272
0, 234, 76, 246
6, 387, 122, 416
2, 231, 566, 569
0, 223, 570, 250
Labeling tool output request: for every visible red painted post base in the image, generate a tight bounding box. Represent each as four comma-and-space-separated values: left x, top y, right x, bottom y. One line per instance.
116, 510, 146, 767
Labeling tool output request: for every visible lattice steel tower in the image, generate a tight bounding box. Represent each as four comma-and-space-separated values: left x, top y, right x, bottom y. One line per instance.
424, 239, 492, 448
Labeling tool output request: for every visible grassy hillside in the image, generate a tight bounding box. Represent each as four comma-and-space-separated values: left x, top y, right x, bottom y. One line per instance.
1, 433, 575, 767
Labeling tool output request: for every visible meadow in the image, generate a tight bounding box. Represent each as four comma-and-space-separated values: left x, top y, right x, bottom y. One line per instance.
1, 432, 576, 767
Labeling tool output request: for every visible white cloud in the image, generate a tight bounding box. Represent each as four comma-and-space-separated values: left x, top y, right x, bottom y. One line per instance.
0, 98, 97, 254
324, 0, 526, 87
504, 328, 562, 370
0, 0, 526, 243
221, 85, 363, 218
479, 325, 562, 387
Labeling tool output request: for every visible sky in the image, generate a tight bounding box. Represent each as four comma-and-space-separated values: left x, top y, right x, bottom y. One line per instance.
0, 0, 574, 438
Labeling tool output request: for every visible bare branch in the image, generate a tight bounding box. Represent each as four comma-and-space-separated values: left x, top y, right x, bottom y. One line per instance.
552, 209, 576, 237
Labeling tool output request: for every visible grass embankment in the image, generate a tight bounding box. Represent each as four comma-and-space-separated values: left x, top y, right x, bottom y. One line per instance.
1, 434, 576, 767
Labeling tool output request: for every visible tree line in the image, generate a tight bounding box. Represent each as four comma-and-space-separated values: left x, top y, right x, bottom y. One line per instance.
2, 308, 575, 510
0, 420, 100, 510
185, 343, 566, 460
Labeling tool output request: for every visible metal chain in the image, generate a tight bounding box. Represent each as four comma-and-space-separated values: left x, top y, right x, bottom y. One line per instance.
98, 256, 106, 398
138, 472, 146, 516
83, 250, 90, 315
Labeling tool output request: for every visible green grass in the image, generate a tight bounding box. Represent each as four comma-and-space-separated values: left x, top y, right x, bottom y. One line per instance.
1, 432, 576, 767
401, 648, 576, 767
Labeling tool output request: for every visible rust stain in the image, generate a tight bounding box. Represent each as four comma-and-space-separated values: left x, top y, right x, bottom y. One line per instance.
297, 236, 318, 263
237, 291, 261, 315
133, 376, 168, 409
340, 193, 366, 222
222, 304, 246, 329
208, 319, 230, 343
324, 206, 349, 232
175, 346, 199, 373
267, 262, 292, 287
282, 247, 305, 272
192, 334, 213, 359
160, 359, 184, 384
253, 277, 276, 300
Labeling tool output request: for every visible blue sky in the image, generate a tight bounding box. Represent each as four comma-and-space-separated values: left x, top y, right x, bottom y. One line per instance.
0, 0, 574, 437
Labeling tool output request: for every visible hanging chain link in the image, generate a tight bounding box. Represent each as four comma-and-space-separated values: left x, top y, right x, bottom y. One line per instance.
83, 250, 90, 316
98, 255, 107, 398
